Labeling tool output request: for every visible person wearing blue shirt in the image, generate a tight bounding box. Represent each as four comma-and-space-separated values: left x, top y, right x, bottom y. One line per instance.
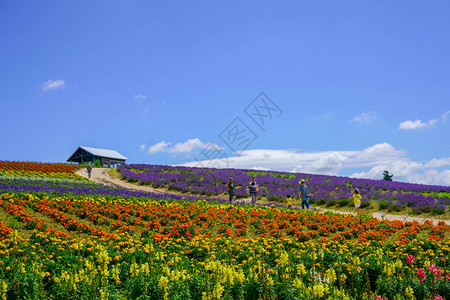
298, 179, 310, 209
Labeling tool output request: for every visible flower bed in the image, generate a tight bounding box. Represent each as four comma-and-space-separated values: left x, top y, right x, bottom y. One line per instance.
0, 191, 449, 299
0, 160, 82, 179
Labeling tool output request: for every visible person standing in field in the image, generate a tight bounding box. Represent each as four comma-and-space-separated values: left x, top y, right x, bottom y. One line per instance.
298, 179, 310, 209
351, 188, 362, 213
248, 177, 259, 204
286, 194, 293, 209
227, 178, 235, 204
87, 164, 92, 178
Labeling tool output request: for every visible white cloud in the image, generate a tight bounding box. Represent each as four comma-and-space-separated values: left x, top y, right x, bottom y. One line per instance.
140, 144, 146, 151
42, 79, 65, 91
354, 142, 404, 162
169, 138, 223, 153
405, 169, 450, 186
148, 141, 171, 154
352, 112, 376, 124
425, 157, 450, 168
398, 110, 450, 130
398, 120, 431, 130
183, 143, 450, 186
350, 161, 423, 179
147, 138, 222, 154
134, 94, 147, 100
442, 110, 450, 121
169, 138, 208, 153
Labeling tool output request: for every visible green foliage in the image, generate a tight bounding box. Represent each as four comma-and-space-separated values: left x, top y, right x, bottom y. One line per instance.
325, 199, 337, 207
337, 198, 352, 207
7, 273, 40, 300
431, 206, 446, 215
375, 276, 403, 299
360, 201, 371, 209
387, 204, 404, 212
378, 200, 390, 210
93, 159, 102, 168
127, 177, 139, 183
436, 278, 450, 300
247, 171, 267, 178
412, 205, 431, 214
410, 278, 430, 300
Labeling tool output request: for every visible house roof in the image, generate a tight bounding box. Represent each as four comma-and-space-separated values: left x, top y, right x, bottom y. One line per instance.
77, 146, 128, 160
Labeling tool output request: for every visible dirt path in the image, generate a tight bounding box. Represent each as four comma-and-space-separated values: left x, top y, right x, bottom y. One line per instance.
76, 167, 166, 194
314, 207, 449, 225
76, 168, 450, 225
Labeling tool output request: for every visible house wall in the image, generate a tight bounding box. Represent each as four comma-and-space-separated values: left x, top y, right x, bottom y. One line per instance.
101, 158, 126, 168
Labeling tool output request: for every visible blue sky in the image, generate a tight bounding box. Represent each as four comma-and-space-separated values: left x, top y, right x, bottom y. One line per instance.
0, 1, 449, 185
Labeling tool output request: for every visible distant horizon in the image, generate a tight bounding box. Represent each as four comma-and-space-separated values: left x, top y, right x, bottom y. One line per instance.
6, 156, 445, 188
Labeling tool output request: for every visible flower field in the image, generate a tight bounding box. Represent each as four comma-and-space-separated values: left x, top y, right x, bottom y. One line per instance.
0, 162, 449, 299
0, 177, 224, 203
118, 164, 450, 216
0, 161, 83, 180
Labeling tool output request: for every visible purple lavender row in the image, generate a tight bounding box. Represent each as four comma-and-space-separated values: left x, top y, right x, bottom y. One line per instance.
118, 164, 449, 211
0, 178, 226, 203
121, 164, 450, 192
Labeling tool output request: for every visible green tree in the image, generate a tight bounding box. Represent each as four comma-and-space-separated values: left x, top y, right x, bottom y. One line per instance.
93, 159, 102, 167
382, 170, 393, 181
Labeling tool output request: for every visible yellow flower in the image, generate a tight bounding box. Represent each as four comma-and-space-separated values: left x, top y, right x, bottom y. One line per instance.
158, 276, 169, 291
297, 263, 306, 276
311, 284, 328, 298
325, 268, 337, 283
405, 285, 414, 298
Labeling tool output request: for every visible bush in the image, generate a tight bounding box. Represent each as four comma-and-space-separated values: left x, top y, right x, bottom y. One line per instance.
419, 205, 431, 213
412, 205, 431, 215
378, 200, 390, 210
316, 198, 327, 205
93, 159, 102, 167
127, 177, 139, 183
375, 277, 402, 299
337, 198, 352, 207
387, 204, 403, 212
361, 201, 371, 209
431, 206, 446, 215
410, 278, 429, 300
436, 277, 450, 300
325, 200, 337, 207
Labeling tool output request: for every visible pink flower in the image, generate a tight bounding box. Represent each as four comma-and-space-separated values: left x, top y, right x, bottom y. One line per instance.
407, 255, 414, 265
428, 264, 442, 280
426, 296, 443, 300
417, 268, 426, 283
